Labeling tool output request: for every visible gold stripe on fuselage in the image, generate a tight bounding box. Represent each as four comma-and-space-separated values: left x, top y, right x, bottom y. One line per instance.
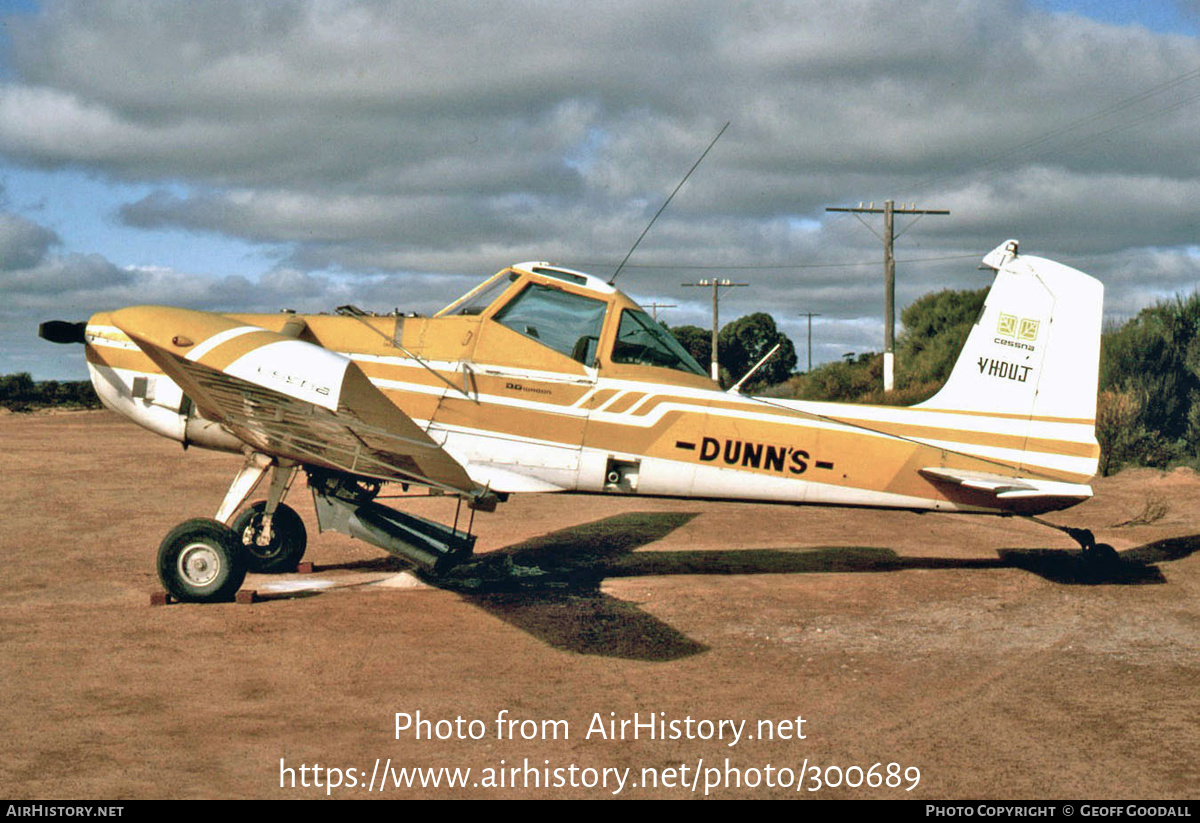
603, 388, 1096, 463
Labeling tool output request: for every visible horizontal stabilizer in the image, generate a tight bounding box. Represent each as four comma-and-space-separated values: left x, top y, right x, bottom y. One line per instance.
920, 467, 1092, 503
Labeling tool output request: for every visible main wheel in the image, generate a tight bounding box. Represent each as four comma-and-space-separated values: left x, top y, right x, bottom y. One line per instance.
157, 518, 247, 603
231, 502, 307, 573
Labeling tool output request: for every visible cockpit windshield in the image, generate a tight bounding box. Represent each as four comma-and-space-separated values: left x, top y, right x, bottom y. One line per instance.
492, 283, 607, 364
441, 272, 519, 316
611, 309, 708, 375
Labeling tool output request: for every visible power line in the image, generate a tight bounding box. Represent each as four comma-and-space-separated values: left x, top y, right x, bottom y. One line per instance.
605, 64, 1200, 291
913, 64, 1200, 195
568, 253, 979, 272
643, 301, 677, 321
811, 65, 1200, 257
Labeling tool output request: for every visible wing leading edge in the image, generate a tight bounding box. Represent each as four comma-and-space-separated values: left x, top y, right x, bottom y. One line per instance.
110, 306, 478, 495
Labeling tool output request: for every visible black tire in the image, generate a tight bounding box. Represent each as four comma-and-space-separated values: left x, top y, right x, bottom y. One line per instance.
1084, 542, 1121, 568
157, 518, 247, 603
231, 502, 307, 573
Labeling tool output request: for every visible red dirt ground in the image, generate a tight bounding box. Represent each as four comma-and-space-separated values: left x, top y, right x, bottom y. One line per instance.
2, 410, 1198, 799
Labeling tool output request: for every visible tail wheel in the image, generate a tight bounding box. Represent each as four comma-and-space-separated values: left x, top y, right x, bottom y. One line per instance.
1083, 541, 1121, 568
157, 518, 247, 603
232, 502, 307, 573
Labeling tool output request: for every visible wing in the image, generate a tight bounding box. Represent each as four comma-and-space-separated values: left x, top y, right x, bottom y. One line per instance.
110, 306, 478, 495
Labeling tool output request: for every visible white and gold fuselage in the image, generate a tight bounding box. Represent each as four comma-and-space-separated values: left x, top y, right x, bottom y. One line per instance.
78, 244, 1102, 518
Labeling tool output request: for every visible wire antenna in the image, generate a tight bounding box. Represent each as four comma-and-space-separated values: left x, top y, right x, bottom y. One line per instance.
609, 121, 730, 285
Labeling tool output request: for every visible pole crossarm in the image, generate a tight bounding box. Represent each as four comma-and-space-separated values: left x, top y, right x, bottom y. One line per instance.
643, 302, 677, 321
823, 200, 950, 392
826, 205, 950, 215
682, 279, 749, 382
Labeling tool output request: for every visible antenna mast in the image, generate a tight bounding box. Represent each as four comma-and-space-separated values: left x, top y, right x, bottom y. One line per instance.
609, 121, 730, 285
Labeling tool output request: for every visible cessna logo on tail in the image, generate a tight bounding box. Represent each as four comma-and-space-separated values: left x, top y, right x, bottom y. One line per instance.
997, 312, 1040, 341
995, 312, 1040, 352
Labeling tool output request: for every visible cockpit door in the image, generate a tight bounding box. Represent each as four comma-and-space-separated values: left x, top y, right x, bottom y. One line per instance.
430, 281, 604, 491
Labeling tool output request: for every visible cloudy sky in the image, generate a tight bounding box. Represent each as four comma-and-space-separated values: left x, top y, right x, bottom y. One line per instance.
2, 0, 1199, 379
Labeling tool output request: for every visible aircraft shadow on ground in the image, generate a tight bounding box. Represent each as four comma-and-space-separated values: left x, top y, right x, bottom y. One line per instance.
436, 512, 709, 663
427, 514, 1200, 660
303, 514, 1200, 661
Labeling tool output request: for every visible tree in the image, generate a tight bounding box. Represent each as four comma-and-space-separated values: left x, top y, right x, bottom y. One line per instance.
783, 287, 985, 406
1098, 293, 1200, 468
717, 313, 798, 389
896, 287, 988, 387
0, 372, 37, 410
668, 325, 712, 372
0, 372, 100, 411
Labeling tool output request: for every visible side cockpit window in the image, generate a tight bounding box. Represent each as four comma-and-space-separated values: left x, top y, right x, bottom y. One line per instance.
611, 309, 708, 375
492, 283, 607, 364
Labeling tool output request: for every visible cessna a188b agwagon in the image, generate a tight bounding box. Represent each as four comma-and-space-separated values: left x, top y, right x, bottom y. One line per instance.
41, 239, 1105, 602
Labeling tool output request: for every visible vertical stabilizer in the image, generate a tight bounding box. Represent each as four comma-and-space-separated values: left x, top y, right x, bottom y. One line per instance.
917, 240, 1103, 479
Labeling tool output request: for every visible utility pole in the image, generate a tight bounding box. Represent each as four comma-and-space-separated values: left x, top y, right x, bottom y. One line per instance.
825, 200, 949, 391
681, 278, 749, 382
798, 311, 821, 373
644, 302, 677, 322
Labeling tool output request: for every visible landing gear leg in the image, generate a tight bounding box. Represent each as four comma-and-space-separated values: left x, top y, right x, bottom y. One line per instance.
215, 452, 272, 525
155, 453, 310, 602
224, 457, 307, 573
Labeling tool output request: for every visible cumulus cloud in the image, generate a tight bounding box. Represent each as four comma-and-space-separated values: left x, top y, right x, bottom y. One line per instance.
0, 205, 491, 378
0, 211, 58, 271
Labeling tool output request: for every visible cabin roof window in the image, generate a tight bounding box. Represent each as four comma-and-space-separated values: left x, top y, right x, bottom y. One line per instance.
610, 309, 707, 375
492, 283, 607, 363
530, 266, 589, 286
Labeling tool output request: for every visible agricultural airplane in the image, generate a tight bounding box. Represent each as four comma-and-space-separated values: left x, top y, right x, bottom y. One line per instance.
41, 239, 1106, 602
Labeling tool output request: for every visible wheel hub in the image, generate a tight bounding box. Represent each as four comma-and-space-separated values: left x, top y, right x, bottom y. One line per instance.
178, 542, 221, 586
241, 517, 281, 556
